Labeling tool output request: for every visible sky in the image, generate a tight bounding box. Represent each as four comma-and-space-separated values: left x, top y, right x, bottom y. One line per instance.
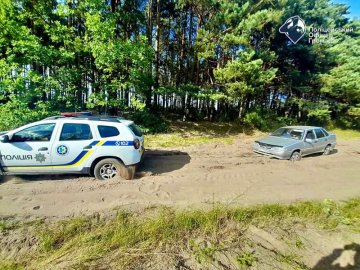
332, 0, 360, 18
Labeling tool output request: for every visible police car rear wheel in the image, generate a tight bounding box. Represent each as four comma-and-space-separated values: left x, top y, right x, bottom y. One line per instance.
94, 158, 121, 180
94, 158, 135, 180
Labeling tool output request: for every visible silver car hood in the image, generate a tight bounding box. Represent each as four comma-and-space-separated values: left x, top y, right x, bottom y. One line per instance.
256, 136, 300, 147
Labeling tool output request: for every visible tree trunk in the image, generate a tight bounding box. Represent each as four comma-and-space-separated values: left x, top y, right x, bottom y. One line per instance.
238, 99, 244, 121
153, 0, 160, 107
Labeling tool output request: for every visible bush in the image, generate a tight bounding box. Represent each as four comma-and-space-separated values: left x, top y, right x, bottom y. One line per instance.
0, 100, 57, 131
306, 109, 331, 126
243, 107, 296, 131
129, 110, 168, 134
243, 111, 264, 130
334, 115, 360, 130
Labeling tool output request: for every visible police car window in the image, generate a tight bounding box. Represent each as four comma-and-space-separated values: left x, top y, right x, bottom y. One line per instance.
98, 125, 120, 138
128, 124, 142, 137
60, 123, 93, 141
12, 124, 56, 142
314, 129, 325, 138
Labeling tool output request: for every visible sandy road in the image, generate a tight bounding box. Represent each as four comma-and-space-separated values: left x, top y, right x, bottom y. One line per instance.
0, 136, 359, 218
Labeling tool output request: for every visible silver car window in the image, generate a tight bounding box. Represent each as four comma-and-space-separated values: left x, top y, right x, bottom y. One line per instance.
314, 129, 325, 139
321, 128, 329, 136
271, 128, 304, 140
305, 130, 315, 139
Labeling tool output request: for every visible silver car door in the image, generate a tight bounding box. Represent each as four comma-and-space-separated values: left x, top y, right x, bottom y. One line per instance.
303, 130, 316, 155
314, 128, 327, 152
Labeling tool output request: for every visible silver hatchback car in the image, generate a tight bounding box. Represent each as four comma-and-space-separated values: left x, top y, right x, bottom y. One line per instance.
253, 126, 336, 161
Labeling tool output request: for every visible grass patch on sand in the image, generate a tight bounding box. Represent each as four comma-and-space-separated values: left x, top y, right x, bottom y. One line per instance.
0, 220, 20, 232
330, 128, 360, 140
145, 133, 235, 148
145, 120, 260, 148
3, 198, 359, 269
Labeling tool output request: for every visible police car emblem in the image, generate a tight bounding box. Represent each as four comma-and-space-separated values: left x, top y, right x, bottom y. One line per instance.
35, 153, 46, 163
57, 145, 69, 155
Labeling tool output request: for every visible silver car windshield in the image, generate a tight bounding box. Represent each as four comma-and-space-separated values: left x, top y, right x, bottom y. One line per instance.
271, 128, 304, 140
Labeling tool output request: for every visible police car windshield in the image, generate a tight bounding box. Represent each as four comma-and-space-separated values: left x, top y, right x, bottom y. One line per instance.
271, 128, 304, 140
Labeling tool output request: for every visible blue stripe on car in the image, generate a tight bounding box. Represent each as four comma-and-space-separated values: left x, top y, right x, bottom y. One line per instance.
102, 141, 134, 146
5, 140, 135, 168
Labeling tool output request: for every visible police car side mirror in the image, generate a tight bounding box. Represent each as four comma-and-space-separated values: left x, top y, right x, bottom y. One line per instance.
0, 135, 9, 143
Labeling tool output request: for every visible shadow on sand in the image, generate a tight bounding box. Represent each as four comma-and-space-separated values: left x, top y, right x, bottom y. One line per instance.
0, 149, 191, 183
312, 243, 360, 270
136, 149, 191, 177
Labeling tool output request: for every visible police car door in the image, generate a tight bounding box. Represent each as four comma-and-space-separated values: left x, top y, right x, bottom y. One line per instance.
0, 123, 56, 173
51, 121, 95, 173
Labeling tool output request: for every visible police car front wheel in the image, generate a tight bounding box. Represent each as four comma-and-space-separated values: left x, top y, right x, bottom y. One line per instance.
94, 158, 135, 180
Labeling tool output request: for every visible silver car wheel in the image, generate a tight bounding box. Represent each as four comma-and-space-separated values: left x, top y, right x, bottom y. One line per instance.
290, 151, 301, 162
323, 145, 331, 155
99, 163, 118, 179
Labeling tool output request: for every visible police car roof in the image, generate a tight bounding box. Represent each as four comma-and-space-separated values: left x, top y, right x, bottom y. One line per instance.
42, 115, 133, 125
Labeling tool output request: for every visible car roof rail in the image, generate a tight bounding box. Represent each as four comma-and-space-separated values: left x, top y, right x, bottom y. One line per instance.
44, 114, 125, 123
74, 115, 124, 122
44, 116, 66, 120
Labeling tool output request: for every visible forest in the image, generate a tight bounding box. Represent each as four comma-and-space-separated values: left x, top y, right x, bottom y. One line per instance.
0, 0, 359, 133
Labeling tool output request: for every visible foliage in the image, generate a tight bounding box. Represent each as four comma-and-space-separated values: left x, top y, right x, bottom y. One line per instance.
0, 0, 359, 128
306, 109, 331, 126
243, 107, 296, 131
129, 111, 168, 134
215, 51, 277, 103
127, 97, 168, 133
0, 99, 57, 131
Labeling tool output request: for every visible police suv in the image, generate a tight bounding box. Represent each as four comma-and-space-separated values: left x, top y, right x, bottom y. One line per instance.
0, 115, 144, 180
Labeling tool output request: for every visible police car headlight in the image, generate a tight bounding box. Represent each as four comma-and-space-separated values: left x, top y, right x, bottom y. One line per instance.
134, 139, 140, 149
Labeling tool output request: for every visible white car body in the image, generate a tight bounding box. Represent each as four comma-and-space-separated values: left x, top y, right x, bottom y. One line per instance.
0, 116, 144, 177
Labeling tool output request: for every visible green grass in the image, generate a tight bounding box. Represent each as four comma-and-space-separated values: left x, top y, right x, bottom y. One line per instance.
236, 252, 257, 269
0, 261, 24, 270
3, 198, 359, 269
0, 220, 20, 232
145, 120, 259, 148
145, 133, 235, 148
330, 128, 360, 140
